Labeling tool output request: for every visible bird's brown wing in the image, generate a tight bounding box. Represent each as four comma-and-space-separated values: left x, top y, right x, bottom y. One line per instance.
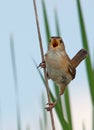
68, 64, 76, 80
64, 53, 76, 80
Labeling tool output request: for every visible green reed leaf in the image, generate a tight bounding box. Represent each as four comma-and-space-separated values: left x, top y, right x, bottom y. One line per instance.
64, 89, 72, 130
77, 0, 94, 105
42, 0, 51, 42
10, 35, 21, 130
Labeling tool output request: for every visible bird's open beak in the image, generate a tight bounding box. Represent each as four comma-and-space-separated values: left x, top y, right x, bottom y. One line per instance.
52, 39, 59, 48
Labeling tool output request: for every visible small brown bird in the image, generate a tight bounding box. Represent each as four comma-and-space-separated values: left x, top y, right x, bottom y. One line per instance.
38, 36, 88, 111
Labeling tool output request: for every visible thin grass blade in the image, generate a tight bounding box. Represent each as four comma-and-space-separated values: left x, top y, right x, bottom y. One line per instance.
64, 88, 73, 130
77, 0, 94, 104
54, 9, 60, 36
42, 0, 51, 42
10, 35, 21, 130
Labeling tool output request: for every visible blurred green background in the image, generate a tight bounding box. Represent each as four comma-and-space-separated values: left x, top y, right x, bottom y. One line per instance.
0, 0, 94, 130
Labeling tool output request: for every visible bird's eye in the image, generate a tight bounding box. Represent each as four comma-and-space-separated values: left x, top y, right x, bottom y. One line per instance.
59, 39, 63, 43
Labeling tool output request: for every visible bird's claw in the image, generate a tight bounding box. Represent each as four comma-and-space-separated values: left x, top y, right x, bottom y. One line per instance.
45, 102, 56, 111
37, 61, 46, 68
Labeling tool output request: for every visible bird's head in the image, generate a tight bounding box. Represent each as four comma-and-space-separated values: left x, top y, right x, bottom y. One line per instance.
48, 36, 65, 51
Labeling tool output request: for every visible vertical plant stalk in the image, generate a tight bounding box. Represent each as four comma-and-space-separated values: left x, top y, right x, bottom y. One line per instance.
77, 1, 94, 130
77, 0, 94, 104
33, 0, 56, 130
10, 36, 21, 130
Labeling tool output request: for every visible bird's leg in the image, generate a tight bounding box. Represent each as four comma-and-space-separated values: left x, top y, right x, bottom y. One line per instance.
45, 94, 62, 111
38, 61, 50, 79
45, 100, 57, 111
37, 60, 46, 68
45, 86, 65, 111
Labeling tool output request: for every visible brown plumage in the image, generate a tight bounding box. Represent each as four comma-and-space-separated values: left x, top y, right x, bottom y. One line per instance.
39, 36, 88, 111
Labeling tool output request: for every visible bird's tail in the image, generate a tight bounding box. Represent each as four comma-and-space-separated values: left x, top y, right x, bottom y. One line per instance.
71, 49, 88, 68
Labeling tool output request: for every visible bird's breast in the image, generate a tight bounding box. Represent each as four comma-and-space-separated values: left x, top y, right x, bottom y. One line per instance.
45, 51, 72, 84
45, 51, 65, 68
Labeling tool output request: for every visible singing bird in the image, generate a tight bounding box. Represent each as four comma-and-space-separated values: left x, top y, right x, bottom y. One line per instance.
38, 36, 88, 111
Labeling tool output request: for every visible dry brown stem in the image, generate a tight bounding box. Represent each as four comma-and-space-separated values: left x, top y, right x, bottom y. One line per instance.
33, 0, 55, 130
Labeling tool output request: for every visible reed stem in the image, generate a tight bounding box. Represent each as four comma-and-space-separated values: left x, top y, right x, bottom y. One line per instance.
33, 0, 56, 130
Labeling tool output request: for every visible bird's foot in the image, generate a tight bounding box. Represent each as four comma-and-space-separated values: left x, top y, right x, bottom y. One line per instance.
45, 102, 56, 111
37, 60, 46, 68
